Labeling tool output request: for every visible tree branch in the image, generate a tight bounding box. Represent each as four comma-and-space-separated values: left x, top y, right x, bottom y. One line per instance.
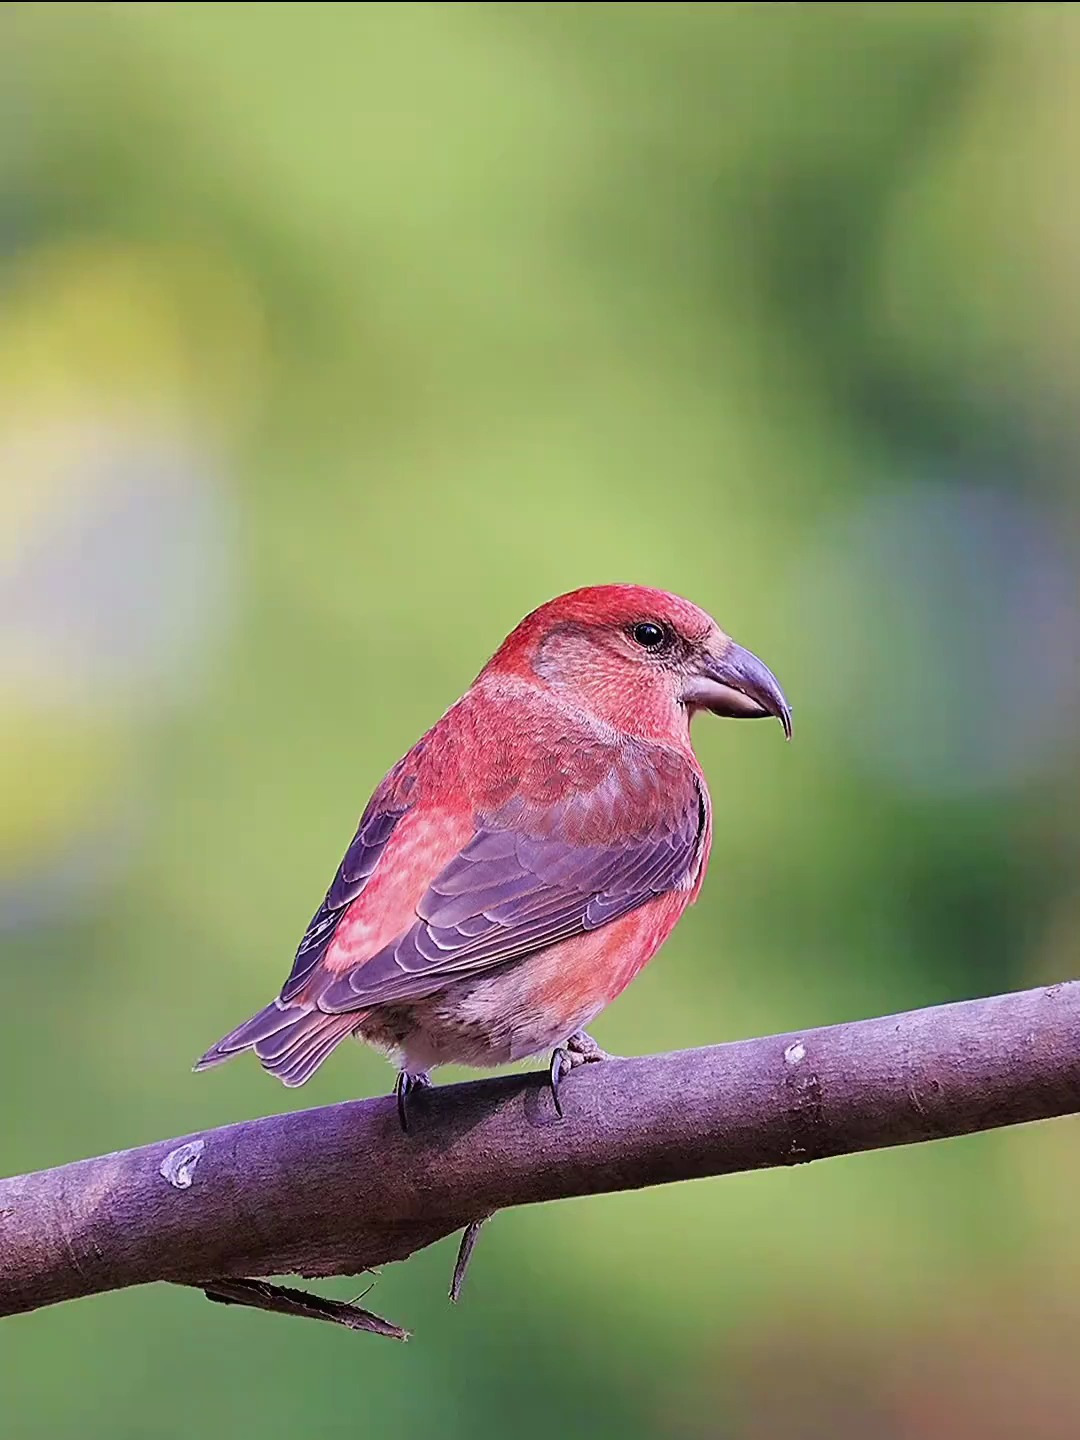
198, 1276, 410, 1340
3, 980, 1080, 1338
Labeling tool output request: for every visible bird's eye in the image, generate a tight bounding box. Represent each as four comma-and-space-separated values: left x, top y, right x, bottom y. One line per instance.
632, 622, 667, 650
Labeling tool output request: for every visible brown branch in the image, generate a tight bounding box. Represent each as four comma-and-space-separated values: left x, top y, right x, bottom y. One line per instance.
449, 1216, 492, 1305
3, 980, 1080, 1339
198, 1277, 409, 1340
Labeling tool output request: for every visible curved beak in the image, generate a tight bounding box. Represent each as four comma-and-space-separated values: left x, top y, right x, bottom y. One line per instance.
683, 639, 793, 740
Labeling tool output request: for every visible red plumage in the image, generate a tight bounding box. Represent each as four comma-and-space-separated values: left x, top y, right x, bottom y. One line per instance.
196, 585, 791, 1100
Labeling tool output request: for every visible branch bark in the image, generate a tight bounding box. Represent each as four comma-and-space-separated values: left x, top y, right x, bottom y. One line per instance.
3, 980, 1080, 1338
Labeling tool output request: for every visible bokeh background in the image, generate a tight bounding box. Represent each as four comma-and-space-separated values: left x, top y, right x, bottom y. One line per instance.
4, 3, 1080, 1436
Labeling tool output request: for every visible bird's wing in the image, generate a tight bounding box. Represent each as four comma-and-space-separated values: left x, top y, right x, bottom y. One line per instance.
312, 746, 707, 1013
280, 786, 412, 1003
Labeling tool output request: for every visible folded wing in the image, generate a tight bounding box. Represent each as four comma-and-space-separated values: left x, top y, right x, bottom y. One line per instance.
312, 750, 707, 1012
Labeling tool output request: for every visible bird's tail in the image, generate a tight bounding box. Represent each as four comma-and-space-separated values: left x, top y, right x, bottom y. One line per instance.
194, 1000, 363, 1088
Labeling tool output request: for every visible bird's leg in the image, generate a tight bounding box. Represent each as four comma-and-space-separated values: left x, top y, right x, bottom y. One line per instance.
548, 1029, 617, 1116
394, 1068, 432, 1133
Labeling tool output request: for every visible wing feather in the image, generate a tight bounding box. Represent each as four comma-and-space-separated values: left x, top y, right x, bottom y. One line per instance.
315, 749, 707, 1013
280, 789, 411, 1002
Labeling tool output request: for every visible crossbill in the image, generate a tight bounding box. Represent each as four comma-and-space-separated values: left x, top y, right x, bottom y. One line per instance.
196, 585, 791, 1126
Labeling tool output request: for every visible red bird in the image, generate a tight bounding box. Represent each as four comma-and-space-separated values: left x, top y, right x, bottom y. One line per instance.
196, 585, 791, 1126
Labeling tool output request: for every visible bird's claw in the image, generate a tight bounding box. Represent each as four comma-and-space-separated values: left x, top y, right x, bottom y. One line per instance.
548, 1030, 615, 1116
549, 1048, 572, 1117
394, 1068, 431, 1133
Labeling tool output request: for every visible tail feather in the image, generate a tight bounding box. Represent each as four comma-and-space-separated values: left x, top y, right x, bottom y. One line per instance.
194, 1001, 361, 1088
267, 1017, 359, 1088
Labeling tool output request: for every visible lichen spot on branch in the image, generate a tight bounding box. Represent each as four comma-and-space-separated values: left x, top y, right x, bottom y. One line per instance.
159, 1139, 206, 1190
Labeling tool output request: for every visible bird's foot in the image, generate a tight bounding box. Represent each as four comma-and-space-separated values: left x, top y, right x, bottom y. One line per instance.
394, 1068, 432, 1133
567, 1029, 615, 1064
548, 1030, 616, 1116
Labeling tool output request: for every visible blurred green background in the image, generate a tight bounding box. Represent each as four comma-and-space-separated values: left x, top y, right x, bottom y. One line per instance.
4, 2, 1080, 1436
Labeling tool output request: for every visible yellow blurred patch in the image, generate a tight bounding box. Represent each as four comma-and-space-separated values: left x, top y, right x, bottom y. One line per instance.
0, 234, 267, 479
0, 709, 129, 873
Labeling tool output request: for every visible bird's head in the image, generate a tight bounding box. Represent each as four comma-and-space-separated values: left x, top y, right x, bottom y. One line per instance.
482, 584, 792, 746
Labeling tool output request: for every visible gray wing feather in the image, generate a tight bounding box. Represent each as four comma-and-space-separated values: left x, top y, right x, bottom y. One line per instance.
315, 777, 705, 1013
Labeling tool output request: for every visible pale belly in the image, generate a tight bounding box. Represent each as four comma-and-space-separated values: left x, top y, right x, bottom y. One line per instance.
354, 890, 689, 1074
